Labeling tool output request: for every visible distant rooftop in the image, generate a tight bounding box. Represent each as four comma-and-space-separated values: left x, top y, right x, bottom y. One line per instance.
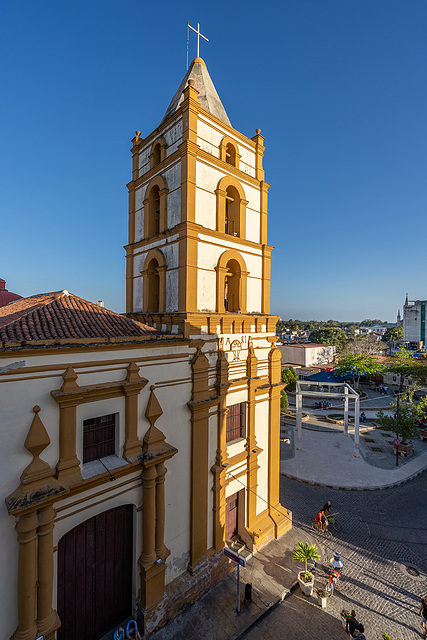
0, 278, 23, 307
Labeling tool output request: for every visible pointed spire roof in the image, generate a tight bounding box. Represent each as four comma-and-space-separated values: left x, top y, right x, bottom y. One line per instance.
161, 58, 231, 127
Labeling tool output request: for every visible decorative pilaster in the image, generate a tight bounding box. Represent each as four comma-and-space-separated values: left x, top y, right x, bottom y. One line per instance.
138, 387, 177, 620
212, 349, 229, 551
246, 340, 260, 531
55, 368, 82, 484
267, 345, 291, 537
123, 363, 145, 462
188, 345, 210, 570
155, 462, 167, 559
6, 407, 68, 640
140, 465, 158, 567
37, 506, 60, 639
13, 513, 38, 640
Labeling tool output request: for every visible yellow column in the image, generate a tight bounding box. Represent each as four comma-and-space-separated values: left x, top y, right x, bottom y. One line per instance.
126, 249, 134, 314
251, 129, 265, 182
246, 346, 259, 530
157, 265, 167, 313
37, 507, 60, 638
261, 245, 272, 314
13, 513, 38, 640
56, 403, 82, 485
140, 466, 157, 566
212, 350, 229, 551
155, 462, 167, 559
123, 388, 142, 462
268, 346, 291, 537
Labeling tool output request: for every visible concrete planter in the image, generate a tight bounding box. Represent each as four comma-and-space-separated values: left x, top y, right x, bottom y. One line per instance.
297, 572, 314, 596
419, 429, 427, 442
317, 591, 327, 608
393, 442, 413, 457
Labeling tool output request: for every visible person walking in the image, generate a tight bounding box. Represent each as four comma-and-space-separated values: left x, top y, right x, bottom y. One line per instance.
420, 594, 427, 637
346, 610, 358, 635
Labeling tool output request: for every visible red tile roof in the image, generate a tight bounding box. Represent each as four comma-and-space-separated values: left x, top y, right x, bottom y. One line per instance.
0, 290, 158, 344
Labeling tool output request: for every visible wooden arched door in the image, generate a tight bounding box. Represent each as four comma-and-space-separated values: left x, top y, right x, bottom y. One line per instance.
57, 504, 134, 640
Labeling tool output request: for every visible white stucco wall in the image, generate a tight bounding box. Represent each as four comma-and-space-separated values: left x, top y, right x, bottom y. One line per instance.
197, 115, 256, 179
138, 119, 183, 178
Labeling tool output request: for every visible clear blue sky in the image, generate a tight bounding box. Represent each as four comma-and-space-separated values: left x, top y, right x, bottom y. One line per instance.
1, 1, 426, 322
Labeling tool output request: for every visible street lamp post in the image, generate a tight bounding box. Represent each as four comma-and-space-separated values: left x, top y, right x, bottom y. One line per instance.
395, 392, 400, 467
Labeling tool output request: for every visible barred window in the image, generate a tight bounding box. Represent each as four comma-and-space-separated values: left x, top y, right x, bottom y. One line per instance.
83, 414, 116, 463
226, 403, 246, 443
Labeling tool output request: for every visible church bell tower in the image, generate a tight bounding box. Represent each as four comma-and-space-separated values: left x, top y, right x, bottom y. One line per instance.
125, 54, 290, 567
125, 56, 276, 339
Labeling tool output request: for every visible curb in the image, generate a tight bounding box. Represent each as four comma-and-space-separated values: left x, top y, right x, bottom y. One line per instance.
230, 583, 298, 640
280, 465, 427, 491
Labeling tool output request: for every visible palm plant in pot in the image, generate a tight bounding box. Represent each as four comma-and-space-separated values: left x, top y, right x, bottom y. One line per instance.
292, 541, 320, 596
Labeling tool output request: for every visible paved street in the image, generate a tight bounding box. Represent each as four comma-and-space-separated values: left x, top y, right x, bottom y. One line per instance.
243, 473, 427, 639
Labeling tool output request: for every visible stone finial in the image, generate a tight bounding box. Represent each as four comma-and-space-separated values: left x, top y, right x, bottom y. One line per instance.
145, 386, 163, 428
6, 406, 68, 514
142, 387, 178, 463
135, 131, 141, 141
21, 405, 52, 482
126, 361, 142, 383
191, 344, 209, 369
61, 367, 79, 392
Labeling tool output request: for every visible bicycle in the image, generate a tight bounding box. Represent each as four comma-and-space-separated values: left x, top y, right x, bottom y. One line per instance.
325, 567, 341, 596
326, 512, 342, 533
311, 519, 332, 539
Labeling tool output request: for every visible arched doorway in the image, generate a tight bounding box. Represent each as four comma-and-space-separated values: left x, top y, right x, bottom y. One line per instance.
57, 504, 134, 640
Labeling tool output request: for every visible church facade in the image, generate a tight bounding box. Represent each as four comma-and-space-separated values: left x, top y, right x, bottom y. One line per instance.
0, 57, 291, 640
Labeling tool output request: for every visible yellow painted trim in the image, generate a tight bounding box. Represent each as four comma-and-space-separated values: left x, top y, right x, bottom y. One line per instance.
149, 136, 167, 169
141, 248, 167, 313
143, 174, 169, 239
215, 175, 247, 239
219, 135, 241, 170
215, 249, 248, 313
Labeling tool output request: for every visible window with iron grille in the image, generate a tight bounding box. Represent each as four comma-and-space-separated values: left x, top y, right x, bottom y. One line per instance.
83, 414, 116, 463
226, 403, 246, 443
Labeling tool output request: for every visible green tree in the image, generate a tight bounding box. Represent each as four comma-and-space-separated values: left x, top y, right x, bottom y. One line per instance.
281, 389, 289, 411
376, 399, 418, 443
414, 395, 427, 422
384, 347, 427, 392
360, 319, 385, 326
281, 366, 298, 392
309, 327, 347, 350
382, 326, 404, 343
335, 353, 384, 388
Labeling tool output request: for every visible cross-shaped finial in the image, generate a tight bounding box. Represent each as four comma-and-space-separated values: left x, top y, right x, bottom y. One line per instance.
188, 22, 209, 59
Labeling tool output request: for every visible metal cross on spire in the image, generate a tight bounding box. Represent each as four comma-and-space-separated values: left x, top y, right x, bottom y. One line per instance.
187, 22, 209, 68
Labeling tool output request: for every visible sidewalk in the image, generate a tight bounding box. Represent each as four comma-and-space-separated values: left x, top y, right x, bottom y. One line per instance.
150, 527, 324, 640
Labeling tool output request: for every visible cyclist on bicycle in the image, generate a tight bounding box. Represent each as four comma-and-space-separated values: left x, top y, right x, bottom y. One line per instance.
323, 500, 336, 525
315, 508, 328, 531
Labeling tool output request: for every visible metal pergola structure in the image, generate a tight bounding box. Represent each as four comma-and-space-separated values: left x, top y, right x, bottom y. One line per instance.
295, 380, 361, 457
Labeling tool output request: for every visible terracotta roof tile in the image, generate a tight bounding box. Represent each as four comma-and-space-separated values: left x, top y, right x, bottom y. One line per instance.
0, 290, 159, 344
